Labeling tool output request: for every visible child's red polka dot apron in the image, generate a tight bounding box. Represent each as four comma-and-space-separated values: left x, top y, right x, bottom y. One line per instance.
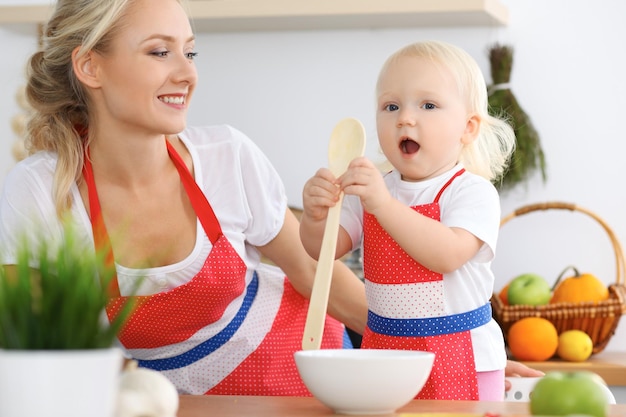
360, 169, 492, 400
82, 140, 346, 395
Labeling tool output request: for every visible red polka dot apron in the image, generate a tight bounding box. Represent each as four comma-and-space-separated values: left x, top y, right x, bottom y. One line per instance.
360, 169, 491, 400
82, 140, 346, 395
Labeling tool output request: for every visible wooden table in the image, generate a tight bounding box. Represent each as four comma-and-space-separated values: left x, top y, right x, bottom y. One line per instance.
178, 395, 626, 417
521, 351, 626, 386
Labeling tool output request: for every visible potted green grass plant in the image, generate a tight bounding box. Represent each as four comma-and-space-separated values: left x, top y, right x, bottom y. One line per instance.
0, 223, 136, 417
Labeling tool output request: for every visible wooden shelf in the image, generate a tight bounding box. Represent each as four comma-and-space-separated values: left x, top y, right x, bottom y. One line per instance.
0, 0, 508, 32
521, 351, 626, 386
0, 5, 51, 25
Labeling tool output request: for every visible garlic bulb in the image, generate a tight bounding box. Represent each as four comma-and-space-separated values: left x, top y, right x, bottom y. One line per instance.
116, 361, 179, 417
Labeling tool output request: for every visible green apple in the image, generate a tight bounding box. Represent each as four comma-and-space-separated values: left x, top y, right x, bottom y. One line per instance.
530, 371, 609, 417
507, 273, 551, 306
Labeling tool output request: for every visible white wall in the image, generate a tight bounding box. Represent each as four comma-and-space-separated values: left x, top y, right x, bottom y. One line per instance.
1, 0, 625, 352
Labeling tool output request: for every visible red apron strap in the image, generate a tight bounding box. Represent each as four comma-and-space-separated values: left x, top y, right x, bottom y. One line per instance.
166, 140, 223, 244
433, 168, 465, 203
82, 138, 225, 297
82, 149, 120, 298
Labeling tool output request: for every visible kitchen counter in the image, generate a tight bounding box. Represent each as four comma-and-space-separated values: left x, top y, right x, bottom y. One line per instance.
521, 351, 626, 386
177, 395, 626, 416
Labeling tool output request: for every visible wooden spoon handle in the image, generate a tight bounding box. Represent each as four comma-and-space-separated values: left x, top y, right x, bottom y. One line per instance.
301, 196, 344, 350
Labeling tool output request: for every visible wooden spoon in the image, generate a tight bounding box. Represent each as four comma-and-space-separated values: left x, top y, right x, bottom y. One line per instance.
302, 117, 366, 350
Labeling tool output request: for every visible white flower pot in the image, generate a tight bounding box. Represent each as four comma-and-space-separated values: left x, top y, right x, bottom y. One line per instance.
0, 348, 123, 417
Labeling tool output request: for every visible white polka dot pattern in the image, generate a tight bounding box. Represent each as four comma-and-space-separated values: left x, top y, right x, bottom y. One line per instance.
158, 265, 284, 394
365, 280, 445, 318
118, 261, 345, 395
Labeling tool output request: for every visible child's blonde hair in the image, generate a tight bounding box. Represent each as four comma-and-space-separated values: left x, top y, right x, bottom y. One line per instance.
376, 40, 515, 182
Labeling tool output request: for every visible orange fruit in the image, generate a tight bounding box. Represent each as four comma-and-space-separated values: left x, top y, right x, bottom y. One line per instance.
507, 317, 558, 361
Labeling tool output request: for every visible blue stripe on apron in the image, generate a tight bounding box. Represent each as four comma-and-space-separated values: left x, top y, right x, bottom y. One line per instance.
138, 271, 259, 371
342, 328, 354, 349
367, 303, 492, 337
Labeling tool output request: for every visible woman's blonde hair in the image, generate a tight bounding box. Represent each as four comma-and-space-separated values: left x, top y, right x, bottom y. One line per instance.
25, 0, 180, 217
376, 40, 515, 182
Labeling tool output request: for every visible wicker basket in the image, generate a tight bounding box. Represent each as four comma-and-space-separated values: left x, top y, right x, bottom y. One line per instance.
491, 201, 626, 354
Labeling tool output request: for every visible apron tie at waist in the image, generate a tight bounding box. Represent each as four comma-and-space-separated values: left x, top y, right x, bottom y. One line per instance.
367, 303, 491, 337
138, 272, 259, 371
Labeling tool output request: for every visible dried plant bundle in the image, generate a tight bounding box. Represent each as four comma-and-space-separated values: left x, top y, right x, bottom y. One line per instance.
488, 43, 547, 191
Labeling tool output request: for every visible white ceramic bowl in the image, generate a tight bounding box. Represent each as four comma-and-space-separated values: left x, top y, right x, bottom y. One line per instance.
294, 349, 434, 415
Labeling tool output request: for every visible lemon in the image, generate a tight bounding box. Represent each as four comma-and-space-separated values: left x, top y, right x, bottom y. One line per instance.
557, 330, 593, 362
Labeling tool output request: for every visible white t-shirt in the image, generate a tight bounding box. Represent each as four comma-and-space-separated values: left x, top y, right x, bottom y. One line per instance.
0, 125, 288, 296
341, 165, 507, 372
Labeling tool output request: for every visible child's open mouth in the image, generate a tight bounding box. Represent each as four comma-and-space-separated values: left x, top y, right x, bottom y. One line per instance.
401, 138, 420, 155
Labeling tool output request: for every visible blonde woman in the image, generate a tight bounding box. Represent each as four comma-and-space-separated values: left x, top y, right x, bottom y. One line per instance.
0, 0, 366, 395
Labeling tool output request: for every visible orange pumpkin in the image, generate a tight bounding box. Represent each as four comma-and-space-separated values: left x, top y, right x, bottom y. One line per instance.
550, 265, 609, 304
